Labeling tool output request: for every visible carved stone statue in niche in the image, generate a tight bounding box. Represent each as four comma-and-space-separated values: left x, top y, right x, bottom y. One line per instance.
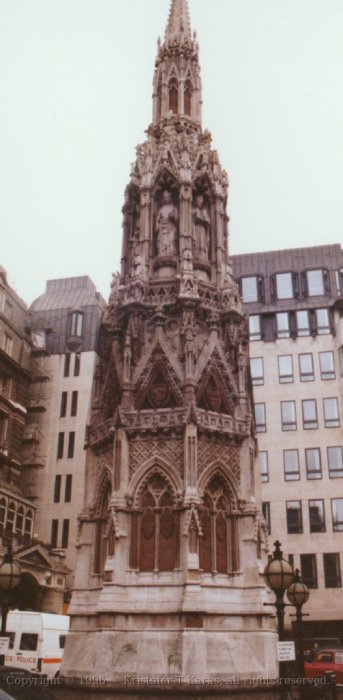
192, 194, 210, 260
156, 190, 178, 256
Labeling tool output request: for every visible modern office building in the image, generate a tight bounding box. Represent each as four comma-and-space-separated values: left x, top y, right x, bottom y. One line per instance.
27, 276, 105, 583
232, 243, 343, 642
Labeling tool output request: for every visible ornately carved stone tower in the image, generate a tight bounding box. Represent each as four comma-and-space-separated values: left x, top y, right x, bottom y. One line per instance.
63, 0, 277, 686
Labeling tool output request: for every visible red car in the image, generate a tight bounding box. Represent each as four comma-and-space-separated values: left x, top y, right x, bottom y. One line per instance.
304, 648, 343, 684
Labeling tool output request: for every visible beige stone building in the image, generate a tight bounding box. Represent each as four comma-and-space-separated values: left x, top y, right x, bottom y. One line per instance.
27, 276, 105, 585
232, 244, 343, 644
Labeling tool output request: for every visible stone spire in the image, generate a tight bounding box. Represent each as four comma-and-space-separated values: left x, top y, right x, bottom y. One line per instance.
165, 0, 191, 41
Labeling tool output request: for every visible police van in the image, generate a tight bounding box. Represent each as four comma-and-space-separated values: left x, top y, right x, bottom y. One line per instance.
4, 611, 69, 677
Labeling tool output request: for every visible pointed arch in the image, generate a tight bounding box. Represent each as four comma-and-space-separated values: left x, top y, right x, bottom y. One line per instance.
129, 462, 182, 572
199, 468, 240, 575
128, 457, 183, 508
93, 475, 112, 575
168, 76, 178, 113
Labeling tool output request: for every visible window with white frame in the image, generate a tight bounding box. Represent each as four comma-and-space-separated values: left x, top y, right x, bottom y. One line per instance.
241, 276, 262, 303
323, 398, 340, 428
249, 315, 262, 341
283, 450, 300, 481
319, 352, 335, 380
250, 357, 264, 385
315, 308, 330, 334
331, 498, 343, 531
306, 269, 328, 296
281, 401, 297, 431
2, 333, 13, 356
259, 452, 269, 482
305, 448, 322, 479
70, 311, 83, 337
254, 403, 266, 432
278, 355, 293, 383
299, 354, 314, 382
296, 310, 310, 336
327, 446, 343, 478
276, 312, 290, 338
302, 399, 318, 429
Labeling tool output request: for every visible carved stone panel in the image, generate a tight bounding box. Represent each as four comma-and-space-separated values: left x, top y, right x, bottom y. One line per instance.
129, 437, 184, 478
197, 436, 240, 482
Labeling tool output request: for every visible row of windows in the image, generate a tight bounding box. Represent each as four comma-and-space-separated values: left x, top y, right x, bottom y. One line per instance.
295, 553, 340, 590
60, 391, 78, 418
53, 475, 72, 503
249, 308, 332, 341
254, 398, 340, 433
259, 446, 343, 482
0, 290, 13, 320
0, 498, 34, 537
251, 351, 336, 385
57, 432, 75, 460
240, 268, 342, 304
63, 353, 81, 378
262, 498, 343, 536
51, 518, 69, 549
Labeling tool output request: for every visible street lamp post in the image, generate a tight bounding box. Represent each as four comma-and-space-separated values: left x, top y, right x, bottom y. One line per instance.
0, 540, 21, 666
263, 540, 294, 695
286, 569, 310, 680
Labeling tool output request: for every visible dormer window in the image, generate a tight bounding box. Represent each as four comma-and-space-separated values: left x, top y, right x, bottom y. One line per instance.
303, 269, 330, 297
241, 276, 264, 303
70, 311, 83, 337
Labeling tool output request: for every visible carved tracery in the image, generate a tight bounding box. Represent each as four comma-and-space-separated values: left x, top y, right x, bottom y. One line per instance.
130, 473, 180, 572
200, 473, 239, 574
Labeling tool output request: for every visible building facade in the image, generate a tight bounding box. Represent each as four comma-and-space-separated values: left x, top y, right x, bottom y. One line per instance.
27, 276, 105, 579
232, 244, 343, 643
0, 267, 69, 612
62, 0, 278, 687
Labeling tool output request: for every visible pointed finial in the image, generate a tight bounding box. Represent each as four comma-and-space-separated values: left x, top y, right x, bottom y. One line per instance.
165, 0, 192, 41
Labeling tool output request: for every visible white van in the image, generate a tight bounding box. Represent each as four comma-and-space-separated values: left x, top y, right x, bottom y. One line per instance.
4, 611, 69, 677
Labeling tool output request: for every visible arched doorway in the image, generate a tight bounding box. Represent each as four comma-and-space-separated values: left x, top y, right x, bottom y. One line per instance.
9, 572, 41, 611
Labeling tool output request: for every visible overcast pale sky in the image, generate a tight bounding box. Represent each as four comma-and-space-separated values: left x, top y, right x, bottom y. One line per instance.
1, 0, 342, 305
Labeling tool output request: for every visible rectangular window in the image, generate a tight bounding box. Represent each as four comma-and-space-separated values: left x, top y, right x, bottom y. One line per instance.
307, 269, 326, 296
3, 300, 13, 320
309, 500, 326, 533
284, 450, 300, 481
339, 346, 343, 376
302, 399, 318, 429
319, 352, 335, 380
64, 354, 70, 377
74, 353, 81, 377
250, 358, 264, 385
286, 501, 303, 534
51, 519, 58, 548
305, 448, 322, 479
242, 276, 258, 302
278, 355, 293, 383
65, 475, 72, 503
249, 315, 261, 341
54, 475, 61, 503
299, 354, 314, 382
281, 401, 297, 431
300, 554, 318, 588
262, 502, 271, 534
323, 553, 342, 588
276, 312, 290, 338
276, 272, 294, 299
331, 498, 343, 531
0, 374, 12, 398
323, 398, 340, 428
67, 432, 75, 458
327, 446, 343, 478
71, 391, 78, 416
335, 269, 343, 295
259, 452, 269, 482
0, 415, 8, 443
3, 333, 13, 356
254, 403, 266, 433
315, 308, 330, 335
60, 392, 67, 418
61, 519, 69, 548
70, 312, 83, 336
296, 310, 310, 337
57, 432, 64, 460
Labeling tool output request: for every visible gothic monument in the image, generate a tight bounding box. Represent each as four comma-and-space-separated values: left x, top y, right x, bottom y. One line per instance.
63, 0, 277, 685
